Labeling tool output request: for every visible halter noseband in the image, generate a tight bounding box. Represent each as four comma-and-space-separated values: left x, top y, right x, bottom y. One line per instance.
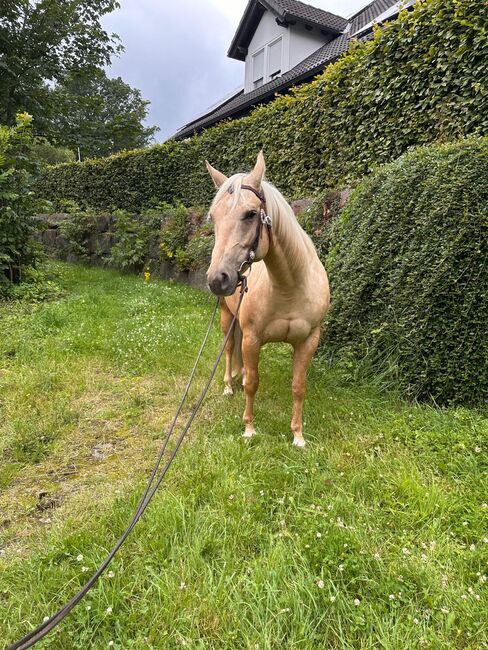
237, 184, 273, 281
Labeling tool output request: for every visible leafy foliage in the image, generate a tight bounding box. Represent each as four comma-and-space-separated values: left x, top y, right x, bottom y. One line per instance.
31, 140, 76, 166
36, 0, 487, 212
0, 113, 42, 296
57, 210, 101, 261
0, 0, 121, 126
109, 209, 162, 270
324, 138, 488, 406
46, 70, 159, 159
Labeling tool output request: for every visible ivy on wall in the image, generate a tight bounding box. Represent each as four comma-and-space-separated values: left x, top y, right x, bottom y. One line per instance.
324, 138, 488, 406
35, 0, 486, 212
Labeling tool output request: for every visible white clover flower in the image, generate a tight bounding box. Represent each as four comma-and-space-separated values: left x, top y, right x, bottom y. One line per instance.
76, 554, 84, 562
330, 595, 336, 602
82, 566, 89, 573
469, 544, 476, 551
474, 446, 481, 453
180, 581, 186, 589
338, 564, 344, 572
389, 594, 395, 600
316, 532, 322, 538
317, 579, 324, 589
413, 618, 419, 625
353, 598, 361, 606
106, 606, 113, 615
107, 570, 115, 578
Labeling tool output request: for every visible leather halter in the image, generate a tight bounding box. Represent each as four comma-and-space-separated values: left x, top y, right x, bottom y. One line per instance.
237, 184, 273, 281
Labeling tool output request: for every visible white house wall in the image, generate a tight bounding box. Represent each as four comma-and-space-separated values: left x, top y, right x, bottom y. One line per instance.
288, 24, 330, 69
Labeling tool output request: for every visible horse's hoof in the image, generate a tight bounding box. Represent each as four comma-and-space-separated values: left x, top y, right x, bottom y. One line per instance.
293, 438, 306, 448
242, 431, 255, 439
223, 386, 233, 396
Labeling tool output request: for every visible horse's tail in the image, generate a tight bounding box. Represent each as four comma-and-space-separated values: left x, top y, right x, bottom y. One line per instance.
231, 321, 243, 379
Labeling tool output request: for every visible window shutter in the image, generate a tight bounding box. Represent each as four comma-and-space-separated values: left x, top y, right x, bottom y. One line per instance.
253, 49, 264, 82
268, 38, 282, 76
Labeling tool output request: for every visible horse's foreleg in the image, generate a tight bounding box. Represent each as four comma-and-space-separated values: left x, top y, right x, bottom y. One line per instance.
291, 327, 320, 448
220, 299, 235, 395
242, 332, 261, 438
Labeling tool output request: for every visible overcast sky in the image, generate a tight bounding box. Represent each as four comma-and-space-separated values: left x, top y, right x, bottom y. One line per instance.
102, 0, 368, 141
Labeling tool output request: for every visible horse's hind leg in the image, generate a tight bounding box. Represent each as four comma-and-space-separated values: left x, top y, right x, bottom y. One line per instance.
291, 327, 320, 448
220, 299, 235, 395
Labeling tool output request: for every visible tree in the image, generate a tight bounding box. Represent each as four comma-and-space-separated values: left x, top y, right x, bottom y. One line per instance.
0, 0, 121, 126
47, 70, 159, 158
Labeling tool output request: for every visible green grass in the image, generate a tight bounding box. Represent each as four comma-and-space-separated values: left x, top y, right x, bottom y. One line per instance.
0, 262, 486, 649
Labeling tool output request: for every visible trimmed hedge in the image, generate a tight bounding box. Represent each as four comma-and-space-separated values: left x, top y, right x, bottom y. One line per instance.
36, 0, 486, 212
325, 138, 488, 406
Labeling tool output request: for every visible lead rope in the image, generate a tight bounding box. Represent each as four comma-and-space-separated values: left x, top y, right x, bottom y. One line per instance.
6, 278, 248, 650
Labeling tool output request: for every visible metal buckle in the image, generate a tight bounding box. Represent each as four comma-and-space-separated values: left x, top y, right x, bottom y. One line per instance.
238, 255, 253, 280
261, 209, 272, 227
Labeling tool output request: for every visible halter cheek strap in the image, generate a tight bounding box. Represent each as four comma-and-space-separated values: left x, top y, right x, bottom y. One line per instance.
238, 184, 273, 280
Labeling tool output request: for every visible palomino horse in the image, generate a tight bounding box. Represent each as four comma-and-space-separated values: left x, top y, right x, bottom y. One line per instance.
206, 152, 330, 447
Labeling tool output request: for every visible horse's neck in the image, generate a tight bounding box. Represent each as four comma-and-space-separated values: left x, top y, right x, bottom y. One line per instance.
263, 212, 309, 289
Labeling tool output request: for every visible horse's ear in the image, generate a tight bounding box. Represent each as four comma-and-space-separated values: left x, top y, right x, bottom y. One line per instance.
205, 160, 228, 189
244, 150, 266, 190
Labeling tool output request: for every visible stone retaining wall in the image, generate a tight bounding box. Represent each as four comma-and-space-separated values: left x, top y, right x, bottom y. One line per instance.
34, 194, 349, 291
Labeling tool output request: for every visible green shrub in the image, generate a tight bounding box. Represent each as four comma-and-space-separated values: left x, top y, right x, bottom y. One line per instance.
159, 204, 190, 264
0, 113, 44, 298
109, 209, 161, 270
58, 210, 101, 261
324, 138, 488, 406
35, 0, 486, 212
179, 221, 214, 272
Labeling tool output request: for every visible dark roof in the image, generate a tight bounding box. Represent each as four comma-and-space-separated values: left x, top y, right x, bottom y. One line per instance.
175, 0, 413, 140
349, 0, 399, 35
270, 0, 348, 32
228, 0, 347, 61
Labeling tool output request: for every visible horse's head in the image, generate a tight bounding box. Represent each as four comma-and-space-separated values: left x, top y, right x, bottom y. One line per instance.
205, 151, 271, 296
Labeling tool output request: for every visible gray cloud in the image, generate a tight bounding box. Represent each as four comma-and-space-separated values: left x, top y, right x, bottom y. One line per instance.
103, 0, 369, 141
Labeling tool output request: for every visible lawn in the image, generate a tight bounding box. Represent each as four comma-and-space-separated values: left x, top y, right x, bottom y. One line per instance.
0, 263, 486, 649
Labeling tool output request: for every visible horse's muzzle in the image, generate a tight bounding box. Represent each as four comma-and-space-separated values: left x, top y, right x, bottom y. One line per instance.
207, 269, 238, 296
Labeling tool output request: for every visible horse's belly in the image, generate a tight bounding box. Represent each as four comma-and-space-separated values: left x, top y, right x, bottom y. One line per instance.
264, 318, 312, 344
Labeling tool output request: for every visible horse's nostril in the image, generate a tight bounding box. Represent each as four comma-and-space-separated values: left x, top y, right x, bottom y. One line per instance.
220, 272, 230, 291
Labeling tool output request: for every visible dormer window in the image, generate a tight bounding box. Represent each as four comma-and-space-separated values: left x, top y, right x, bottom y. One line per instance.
251, 36, 283, 89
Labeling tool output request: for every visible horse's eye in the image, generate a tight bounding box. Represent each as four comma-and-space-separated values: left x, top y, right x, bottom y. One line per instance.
243, 209, 257, 221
